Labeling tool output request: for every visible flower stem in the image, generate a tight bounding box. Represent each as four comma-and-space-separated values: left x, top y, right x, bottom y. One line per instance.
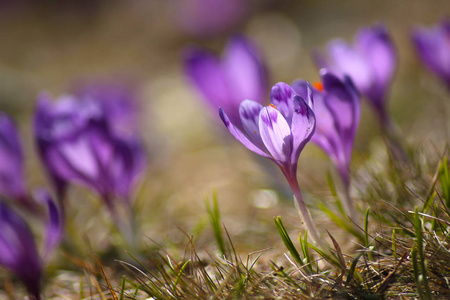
287, 175, 328, 251
375, 105, 409, 167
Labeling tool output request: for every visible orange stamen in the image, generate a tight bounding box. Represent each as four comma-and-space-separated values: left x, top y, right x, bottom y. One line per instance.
269, 103, 277, 109
313, 81, 324, 91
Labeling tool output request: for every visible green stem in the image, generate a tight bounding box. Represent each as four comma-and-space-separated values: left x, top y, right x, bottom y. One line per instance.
287, 175, 328, 252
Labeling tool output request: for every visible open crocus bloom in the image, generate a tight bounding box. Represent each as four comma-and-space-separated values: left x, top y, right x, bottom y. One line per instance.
185, 35, 268, 128
314, 24, 396, 122
219, 82, 329, 247
34, 93, 146, 207
219, 82, 315, 183
412, 19, 450, 87
0, 113, 27, 201
0, 191, 62, 300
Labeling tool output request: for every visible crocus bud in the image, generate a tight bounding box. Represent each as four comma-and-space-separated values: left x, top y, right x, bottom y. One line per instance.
0, 113, 27, 201
412, 19, 450, 87
185, 35, 268, 128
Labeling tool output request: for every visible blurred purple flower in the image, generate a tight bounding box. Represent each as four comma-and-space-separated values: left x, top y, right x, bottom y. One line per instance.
412, 19, 450, 87
0, 113, 27, 201
172, 0, 249, 37
34, 93, 146, 208
314, 24, 396, 122
0, 191, 62, 300
185, 35, 268, 128
219, 83, 326, 246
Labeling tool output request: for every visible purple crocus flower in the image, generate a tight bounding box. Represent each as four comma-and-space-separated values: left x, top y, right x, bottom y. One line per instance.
0, 191, 62, 300
34, 93, 146, 210
314, 24, 396, 123
292, 70, 360, 221
219, 82, 326, 247
0, 113, 27, 201
185, 35, 268, 128
412, 19, 450, 87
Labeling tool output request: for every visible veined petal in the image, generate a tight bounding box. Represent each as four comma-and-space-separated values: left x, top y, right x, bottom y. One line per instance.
259, 106, 293, 163
321, 70, 360, 135
239, 100, 264, 145
290, 96, 315, 164
309, 86, 340, 159
270, 82, 295, 123
291, 80, 314, 109
219, 108, 269, 158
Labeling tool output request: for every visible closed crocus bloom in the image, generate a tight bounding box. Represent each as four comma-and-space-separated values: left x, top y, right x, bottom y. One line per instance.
315, 24, 396, 122
34, 93, 146, 208
185, 35, 268, 128
0, 113, 27, 201
293, 70, 360, 221
0, 192, 62, 300
412, 19, 450, 87
219, 83, 327, 248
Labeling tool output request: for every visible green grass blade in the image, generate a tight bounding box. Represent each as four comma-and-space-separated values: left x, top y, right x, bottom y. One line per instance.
205, 191, 226, 257
274, 216, 303, 267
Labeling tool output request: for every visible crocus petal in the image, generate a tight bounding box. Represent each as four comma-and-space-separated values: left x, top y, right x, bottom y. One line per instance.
356, 25, 396, 102
184, 47, 231, 110
290, 96, 315, 164
224, 35, 267, 106
259, 106, 293, 164
321, 71, 360, 135
0, 201, 42, 298
412, 20, 450, 85
219, 108, 270, 158
33, 189, 63, 260
239, 100, 265, 146
290, 80, 314, 109
270, 82, 296, 123
0, 113, 26, 200
308, 87, 340, 160
327, 40, 373, 93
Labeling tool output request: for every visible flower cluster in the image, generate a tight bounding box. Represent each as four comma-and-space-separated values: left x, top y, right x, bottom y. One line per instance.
0, 81, 146, 298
